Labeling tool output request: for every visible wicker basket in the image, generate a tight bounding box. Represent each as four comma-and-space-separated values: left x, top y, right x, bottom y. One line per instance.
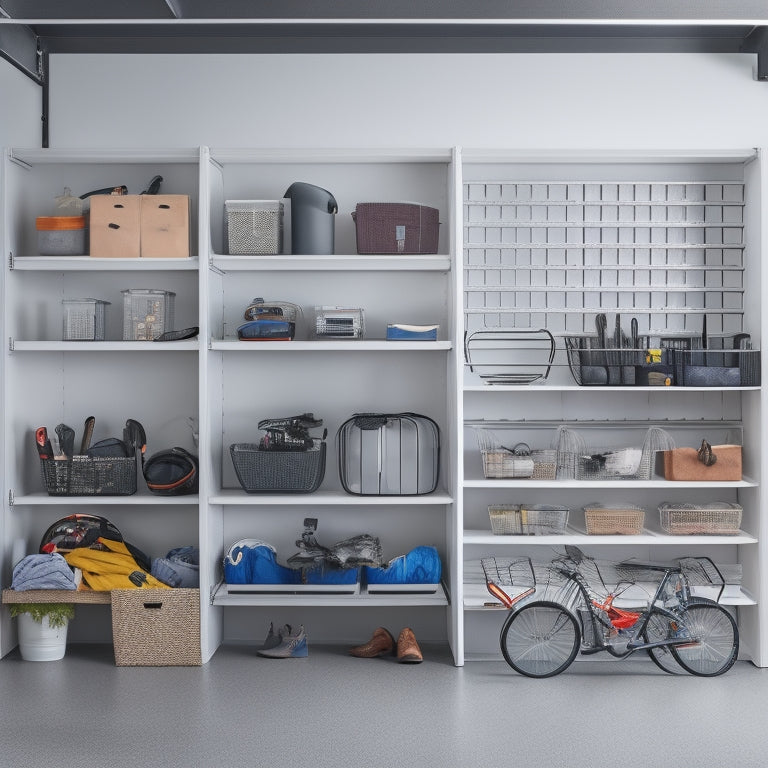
584, 504, 645, 535
488, 504, 568, 535
480, 450, 534, 479
39, 455, 137, 496
230, 441, 326, 493
111, 588, 202, 666
659, 502, 743, 535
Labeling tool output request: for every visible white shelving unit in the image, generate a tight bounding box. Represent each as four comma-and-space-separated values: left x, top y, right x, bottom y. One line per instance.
2, 145, 766, 669
457, 148, 766, 667
199, 147, 458, 659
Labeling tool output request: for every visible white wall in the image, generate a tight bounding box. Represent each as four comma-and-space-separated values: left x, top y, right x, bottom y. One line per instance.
46, 52, 767, 150
0, 59, 41, 147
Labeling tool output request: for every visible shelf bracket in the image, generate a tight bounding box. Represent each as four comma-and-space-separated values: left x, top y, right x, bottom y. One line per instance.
8, 252, 14, 271
7, 337, 14, 353
8, 490, 14, 507
741, 26, 768, 81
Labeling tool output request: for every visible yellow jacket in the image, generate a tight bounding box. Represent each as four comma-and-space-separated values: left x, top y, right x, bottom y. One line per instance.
64, 537, 170, 591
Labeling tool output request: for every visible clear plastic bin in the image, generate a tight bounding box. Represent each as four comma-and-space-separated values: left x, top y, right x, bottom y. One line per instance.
122, 289, 175, 340
62, 298, 110, 341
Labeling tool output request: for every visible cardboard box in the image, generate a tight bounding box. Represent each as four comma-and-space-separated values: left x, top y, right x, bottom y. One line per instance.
89, 194, 191, 258
89, 195, 141, 258
141, 194, 190, 258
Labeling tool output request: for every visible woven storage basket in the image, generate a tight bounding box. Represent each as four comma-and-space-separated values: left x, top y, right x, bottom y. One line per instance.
530, 450, 557, 480
659, 502, 743, 535
111, 588, 201, 666
352, 203, 439, 254
584, 504, 645, 535
230, 442, 326, 493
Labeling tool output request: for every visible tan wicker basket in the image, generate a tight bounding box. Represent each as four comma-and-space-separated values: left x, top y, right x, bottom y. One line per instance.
584, 504, 645, 535
481, 450, 534, 479
111, 588, 201, 666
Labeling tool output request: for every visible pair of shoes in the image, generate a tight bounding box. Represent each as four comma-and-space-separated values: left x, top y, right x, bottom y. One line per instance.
257, 623, 308, 658
349, 626, 423, 664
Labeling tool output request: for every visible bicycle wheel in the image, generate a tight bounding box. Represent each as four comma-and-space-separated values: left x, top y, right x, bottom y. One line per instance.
643, 608, 687, 674
500, 601, 580, 678
671, 599, 739, 677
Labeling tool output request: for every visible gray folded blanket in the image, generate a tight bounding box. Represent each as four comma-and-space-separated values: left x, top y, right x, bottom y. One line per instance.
12, 553, 76, 591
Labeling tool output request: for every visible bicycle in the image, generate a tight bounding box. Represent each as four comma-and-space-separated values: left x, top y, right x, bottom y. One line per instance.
482, 545, 739, 678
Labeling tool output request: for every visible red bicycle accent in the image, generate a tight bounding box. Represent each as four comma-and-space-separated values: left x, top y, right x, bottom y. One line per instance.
591, 595, 641, 630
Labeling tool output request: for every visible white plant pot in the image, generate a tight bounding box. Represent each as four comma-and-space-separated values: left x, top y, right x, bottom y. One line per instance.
17, 613, 69, 661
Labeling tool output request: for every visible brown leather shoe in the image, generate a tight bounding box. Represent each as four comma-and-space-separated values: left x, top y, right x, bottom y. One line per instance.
397, 627, 423, 664
349, 627, 395, 658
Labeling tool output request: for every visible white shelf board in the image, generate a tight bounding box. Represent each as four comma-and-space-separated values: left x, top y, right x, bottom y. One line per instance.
10, 492, 199, 506
211, 254, 451, 272
210, 488, 453, 505
11, 340, 199, 352
211, 340, 452, 352
463, 476, 759, 489
208, 147, 453, 164
463, 385, 761, 393
11, 256, 200, 271
212, 582, 448, 607
9, 147, 200, 165
463, 529, 758, 546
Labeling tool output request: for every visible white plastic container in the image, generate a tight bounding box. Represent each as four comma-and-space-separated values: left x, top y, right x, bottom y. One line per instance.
17, 613, 68, 661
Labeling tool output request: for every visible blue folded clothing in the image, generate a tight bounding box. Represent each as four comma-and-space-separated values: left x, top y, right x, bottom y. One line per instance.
152, 545, 200, 588
364, 545, 442, 585
12, 553, 76, 591
224, 540, 300, 585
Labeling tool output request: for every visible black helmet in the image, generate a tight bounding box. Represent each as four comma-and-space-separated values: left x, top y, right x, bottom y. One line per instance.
40, 514, 123, 553
39, 514, 151, 573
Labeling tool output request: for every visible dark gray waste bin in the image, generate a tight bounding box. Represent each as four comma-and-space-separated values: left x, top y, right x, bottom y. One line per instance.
284, 182, 338, 255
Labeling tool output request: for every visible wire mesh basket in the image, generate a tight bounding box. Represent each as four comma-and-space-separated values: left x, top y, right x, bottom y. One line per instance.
464, 328, 556, 385
39, 455, 137, 496
230, 440, 326, 493
488, 504, 569, 535
473, 429, 535, 478
558, 425, 673, 481
584, 504, 645, 535
481, 556, 536, 590
659, 502, 743, 535
313, 306, 364, 339
225, 199, 284, 255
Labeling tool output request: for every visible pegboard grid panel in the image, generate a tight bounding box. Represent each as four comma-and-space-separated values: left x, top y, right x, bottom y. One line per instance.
463, 181, 745, 336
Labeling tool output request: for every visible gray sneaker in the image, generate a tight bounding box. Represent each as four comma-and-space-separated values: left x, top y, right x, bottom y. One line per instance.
258, 625, 308, 658
260, 622, 292, 651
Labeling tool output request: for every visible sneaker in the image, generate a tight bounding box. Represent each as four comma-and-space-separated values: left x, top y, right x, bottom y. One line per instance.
258, 625, 308, 658
259, 622, 291, 651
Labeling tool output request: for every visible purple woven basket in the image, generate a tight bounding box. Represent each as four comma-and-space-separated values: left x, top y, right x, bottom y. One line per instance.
352, 203, 439, 254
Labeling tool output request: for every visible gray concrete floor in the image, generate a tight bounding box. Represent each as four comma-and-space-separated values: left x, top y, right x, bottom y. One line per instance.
0, 643, 766, 768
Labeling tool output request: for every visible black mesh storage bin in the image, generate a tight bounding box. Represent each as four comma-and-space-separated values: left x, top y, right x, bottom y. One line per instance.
230, 441, 326, 493
40, 455, 137, 496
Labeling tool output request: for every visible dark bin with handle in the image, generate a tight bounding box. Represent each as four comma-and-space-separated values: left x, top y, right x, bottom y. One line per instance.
337, 412, 440, 495
284, 182, 337, 255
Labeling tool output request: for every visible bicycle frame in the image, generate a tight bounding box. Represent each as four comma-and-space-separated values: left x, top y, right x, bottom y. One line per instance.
552, 561, 697, 658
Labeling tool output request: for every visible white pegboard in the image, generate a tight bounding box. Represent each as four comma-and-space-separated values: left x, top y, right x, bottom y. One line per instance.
463, 180, 746, 337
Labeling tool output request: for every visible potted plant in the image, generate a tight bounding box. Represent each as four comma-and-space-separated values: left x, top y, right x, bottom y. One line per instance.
9, 603, 75, 661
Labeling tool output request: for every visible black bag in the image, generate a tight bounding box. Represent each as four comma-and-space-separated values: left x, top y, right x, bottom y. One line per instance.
143, 447, 198, 495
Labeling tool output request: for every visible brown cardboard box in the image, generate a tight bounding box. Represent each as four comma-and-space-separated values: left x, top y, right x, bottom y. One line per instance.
140, 195, 190, 258
89, 195, 141, 258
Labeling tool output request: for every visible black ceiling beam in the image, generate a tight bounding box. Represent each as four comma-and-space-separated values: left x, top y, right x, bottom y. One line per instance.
741, 25, 768, 80
0, 21, 40, 82
27, 22, 758, 56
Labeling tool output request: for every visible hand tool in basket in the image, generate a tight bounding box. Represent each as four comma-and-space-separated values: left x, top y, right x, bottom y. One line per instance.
55, 423, 76, 459
35, 426, 53, 459
257, 413, 325, 451
80, 415, 95, 454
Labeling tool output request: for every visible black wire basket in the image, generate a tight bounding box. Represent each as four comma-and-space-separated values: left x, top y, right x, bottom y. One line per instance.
230, 440, 326, 493
39, 455, 138, 496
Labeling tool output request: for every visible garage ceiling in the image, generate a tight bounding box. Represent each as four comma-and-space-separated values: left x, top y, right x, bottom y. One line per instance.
1, 1, 767, 84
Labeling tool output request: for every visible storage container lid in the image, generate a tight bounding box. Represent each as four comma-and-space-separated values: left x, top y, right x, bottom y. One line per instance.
36, 215, 86, 231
